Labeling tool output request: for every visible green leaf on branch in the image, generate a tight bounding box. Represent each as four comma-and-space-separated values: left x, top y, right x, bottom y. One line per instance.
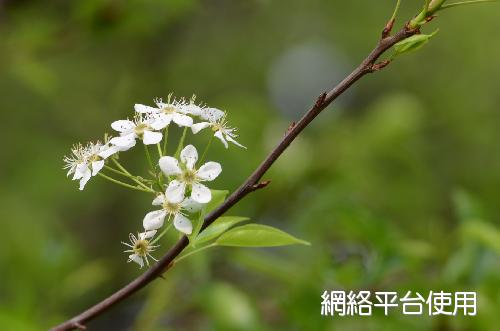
189, 190, 230, 245
216, 224, 311, 247
393, 30, 439, 57
204, 190, 229, 214
195, 216, 250, 245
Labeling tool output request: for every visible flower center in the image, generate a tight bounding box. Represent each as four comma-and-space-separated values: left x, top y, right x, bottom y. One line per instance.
181, 169, 197, 184
211, 123, 222, 132
134, 123, 150, 136
89, 154, 101, 162
133, 239, 150, 256
163, 201, 181, 215
161, 105, 176, 114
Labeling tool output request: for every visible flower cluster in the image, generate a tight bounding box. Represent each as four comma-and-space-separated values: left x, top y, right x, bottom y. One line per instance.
63, 95, 245, 268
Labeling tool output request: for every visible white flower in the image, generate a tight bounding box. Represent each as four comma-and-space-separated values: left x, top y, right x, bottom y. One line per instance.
191, 108, 245, 149
159, 145, 222, 203
179, 102, 203, 117
134, 98, 193, 130
199, 107, 226, 122
143, 193, 202, 235
63, 141, 119, 190
110, 114, 162, 149
122, 231, 158, 268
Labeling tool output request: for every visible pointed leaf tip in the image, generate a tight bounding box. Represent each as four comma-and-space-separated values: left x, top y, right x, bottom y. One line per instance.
216, 224, 311, 247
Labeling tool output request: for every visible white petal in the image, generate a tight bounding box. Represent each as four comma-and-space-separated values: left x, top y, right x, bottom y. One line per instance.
173, 214, 193, 235
165, 180, 186, 203
225, 134, 246, 149
181, 197, 203, 213
201, 107, 225, 122
191, 122, 211, 134
140, 230, 157, 239
78, 168, 92, 191
98, 144, 120, 159
191, 183, 212, 203
135, 104, 158, 114
180, 104, 202, 116
196, 162, 222, 181
152, 194, 165, 206
110, 133, 137, 149
172, 113, 193, 127
150, 114, 172, 130
214, 130, 228, 148
143, 210, 167, 231
73, 163, 88, 180
180, 145, 198, 170
111, 120, 135, 133
142, 130, 163, 145
159, 156, 182, 176
91, 160, 105, 176
128, 254, 144, 268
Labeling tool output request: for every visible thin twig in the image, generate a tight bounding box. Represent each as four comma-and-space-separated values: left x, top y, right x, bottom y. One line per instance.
383, 0, 401, 37
440, 0, 497, 10
51, 22, 419, 331
111, 159, 152, 190
97, 173, 154, 193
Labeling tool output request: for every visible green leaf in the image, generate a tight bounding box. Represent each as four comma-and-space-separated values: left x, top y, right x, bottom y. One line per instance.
393, 30, 438, 57
461, 220, 500, 254
189, 190, 230, 245
195, 216, 249, 245
204, 190, 229, 215
216, 224, 310, 247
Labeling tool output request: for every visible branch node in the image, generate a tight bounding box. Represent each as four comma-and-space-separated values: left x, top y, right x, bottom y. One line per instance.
315, 92, 327, 109
404, 21, 421, 35
370, 60, 391, 72
286, 121, 296, 135
382, 18, 395, 38
250, 180, 271, 192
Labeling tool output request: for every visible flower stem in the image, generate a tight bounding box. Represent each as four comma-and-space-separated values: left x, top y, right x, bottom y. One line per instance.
144, 144, 154, 170
104, 165, 129, 177
440, 0, 497, 10
175, 127, 188, 158
156, 143, 163, 158
151, 222, 172, 245
199, 134, 214, 164
111, 158, 132, 175
175, 243, 218, 263
98, 173, 154, 193
162, 126, 169, 155
389, 0, 401, 22
111, 159, 152, 190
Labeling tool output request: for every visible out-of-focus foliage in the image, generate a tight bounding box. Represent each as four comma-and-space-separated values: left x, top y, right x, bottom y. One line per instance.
0, 0, 499, 330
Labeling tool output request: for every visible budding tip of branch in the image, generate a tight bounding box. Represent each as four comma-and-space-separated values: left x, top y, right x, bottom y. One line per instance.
426, 15, 436, 22
286, 121, 296, 135
382, 18, 395, 38
404, 22, 421, 35
370, 60, 391, 72
251, 180, 271, 191
260, 180, 271, 187
315, 92, 327, 108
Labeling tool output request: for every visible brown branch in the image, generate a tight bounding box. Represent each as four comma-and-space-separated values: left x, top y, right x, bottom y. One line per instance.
50, 22, 418, 331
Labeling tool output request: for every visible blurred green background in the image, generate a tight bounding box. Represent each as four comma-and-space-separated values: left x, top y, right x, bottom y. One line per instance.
0, 0, 499, 330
